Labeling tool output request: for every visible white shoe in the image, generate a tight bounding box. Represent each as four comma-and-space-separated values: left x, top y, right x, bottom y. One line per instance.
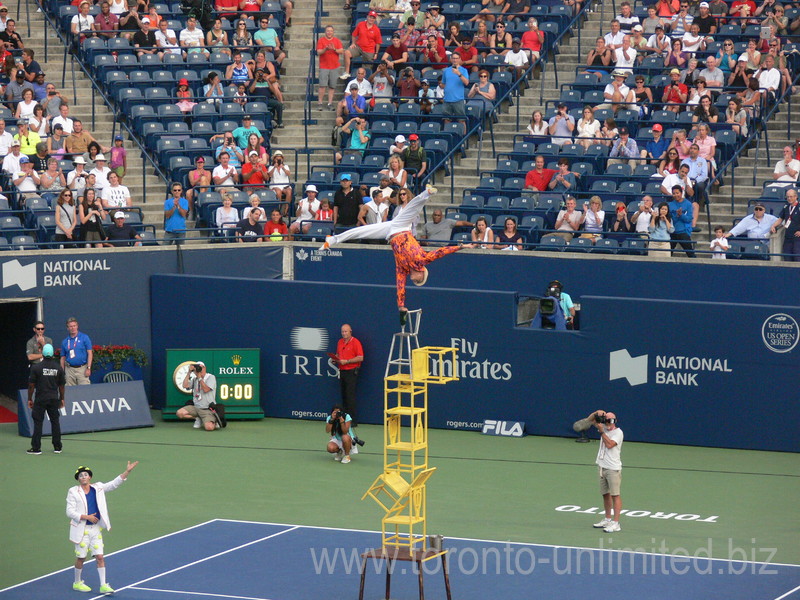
592, 518, 612, 528
603, 521, 621, 533
320, 236, 333, 250
350, 444, 358, 455
425, 184, 438, 195
334, 450, 343, 461
339, 72, 351, 80
193, 418, 201, 429
341, 455, 351, 464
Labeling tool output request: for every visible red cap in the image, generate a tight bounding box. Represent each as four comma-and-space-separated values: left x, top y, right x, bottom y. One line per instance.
368, 10, 377, 16
179, 78, 189, 86
408, 133, 419, 141
652, 124, 663, 132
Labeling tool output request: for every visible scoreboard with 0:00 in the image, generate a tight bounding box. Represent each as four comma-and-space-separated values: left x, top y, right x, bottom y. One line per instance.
219, 383, 254, 401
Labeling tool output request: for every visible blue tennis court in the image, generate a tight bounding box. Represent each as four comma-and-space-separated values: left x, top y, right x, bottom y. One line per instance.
2, 520, 798, 600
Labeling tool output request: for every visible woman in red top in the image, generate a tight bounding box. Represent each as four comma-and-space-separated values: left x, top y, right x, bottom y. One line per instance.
520, 17, 543, 61
264, 208, 290, 240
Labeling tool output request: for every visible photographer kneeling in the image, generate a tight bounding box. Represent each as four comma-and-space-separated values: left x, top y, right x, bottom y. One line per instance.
575, 410, 624, 533
176, 361, 225, 431
326, 404, 358, 464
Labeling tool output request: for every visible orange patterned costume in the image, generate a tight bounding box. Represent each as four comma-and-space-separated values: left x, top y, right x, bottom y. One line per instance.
389, 231, 460, 308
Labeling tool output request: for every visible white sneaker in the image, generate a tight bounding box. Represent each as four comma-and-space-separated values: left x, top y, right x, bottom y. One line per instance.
350, 444, 358, 455
592, 518, 612, 528
320, 235, 334, 250
341, 455, 351, 464
603, 521, 621, 533
339, 72, 351, 80
334, 450, 343, 461
193, 418, 201, 429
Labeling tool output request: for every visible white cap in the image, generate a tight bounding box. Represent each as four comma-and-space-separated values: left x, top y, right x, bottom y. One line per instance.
94, 153, 106, 161
195, 361, 205, 368
394, 134, 406, 144
305, 184, 318, 193
249, 150, 259, 156
141, 16, 150, 23
113, 211, 125, 219
73, 156, 86, 164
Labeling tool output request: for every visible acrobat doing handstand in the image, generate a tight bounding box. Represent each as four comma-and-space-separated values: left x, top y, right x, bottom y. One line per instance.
322, 185, 465, 315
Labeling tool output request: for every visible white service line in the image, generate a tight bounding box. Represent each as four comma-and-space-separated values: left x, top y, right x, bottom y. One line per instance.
129, 585, 274, 600
773, 584, 800, 600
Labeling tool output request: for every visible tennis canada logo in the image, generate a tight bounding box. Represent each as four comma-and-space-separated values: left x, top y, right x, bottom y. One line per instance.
295, 249, 309, 261
761, 313, 799, 353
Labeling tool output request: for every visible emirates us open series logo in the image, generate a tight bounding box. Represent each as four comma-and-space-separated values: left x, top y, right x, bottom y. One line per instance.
761, 314, 799, 353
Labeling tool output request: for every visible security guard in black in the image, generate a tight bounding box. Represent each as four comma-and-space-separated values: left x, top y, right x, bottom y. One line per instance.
28, 350, 66, 453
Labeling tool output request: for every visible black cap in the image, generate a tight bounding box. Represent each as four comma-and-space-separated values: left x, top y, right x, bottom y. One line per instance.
619, 126, 629, 134
74, 466, 93, 480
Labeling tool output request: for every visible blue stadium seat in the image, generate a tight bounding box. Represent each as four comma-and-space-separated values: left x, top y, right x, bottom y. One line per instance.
537, 235, 567, 251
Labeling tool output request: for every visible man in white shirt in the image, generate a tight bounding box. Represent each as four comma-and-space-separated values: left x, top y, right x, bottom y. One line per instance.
346, 67, 373, 99
289, 184, 321, 235
50, 104, 74, 135
212, 151, 239, 193
725, 203, 779, 240
646, 25, 669, 56
101, 172, 132, 208
698, 55, 724, 89
89, 154, 111, 194
0, 118, 14, 156
613, 35, 636, 72
603, 19, 625, 51
179, 16, 204, 50
67, 156, 90, 196
661, 163, 695, 197
155, 19, 181, 57
598, 69, 636, 112
756, 55, 781, 96
2, 139, 23, 175
585, 409, 624, 533
504, 38, 529, 81
773, 146, 800, 185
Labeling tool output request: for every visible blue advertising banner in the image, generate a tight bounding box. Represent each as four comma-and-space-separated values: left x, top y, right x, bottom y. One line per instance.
17, 381, 154, 437
150, 275, 799, 452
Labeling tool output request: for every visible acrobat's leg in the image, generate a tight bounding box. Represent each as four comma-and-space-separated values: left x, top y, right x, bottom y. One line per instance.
419, 244, 461, 266
391, 234, 414, 310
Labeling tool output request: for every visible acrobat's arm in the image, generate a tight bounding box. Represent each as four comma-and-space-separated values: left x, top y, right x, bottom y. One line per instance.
391, 188, 431, 228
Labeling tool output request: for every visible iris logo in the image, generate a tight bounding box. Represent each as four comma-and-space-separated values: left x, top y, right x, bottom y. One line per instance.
2, 259, 37, 291
290, 327, 329, 352
609, 349, 648, 386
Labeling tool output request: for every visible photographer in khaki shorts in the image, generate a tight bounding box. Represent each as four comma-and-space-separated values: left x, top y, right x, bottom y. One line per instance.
176, 361, 220, 431
577, 410, 624, 533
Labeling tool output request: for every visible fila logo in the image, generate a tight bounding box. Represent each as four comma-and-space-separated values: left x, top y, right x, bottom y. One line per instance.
481, 420, 525, 437
609, 349, 648, 386
2, 259, 37, 291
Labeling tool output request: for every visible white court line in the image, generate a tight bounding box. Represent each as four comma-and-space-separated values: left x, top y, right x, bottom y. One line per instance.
214, 518, 800, 569
774, 584, 800, 600
0, 519, 219, 593
130, 585, 274, 600
102, 526, 300, 600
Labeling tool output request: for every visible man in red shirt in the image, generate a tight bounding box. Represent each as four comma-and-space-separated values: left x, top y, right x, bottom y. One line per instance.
661, 68, 688, 112
264, 208, 289, 241
214, 0, 239, 22
454, 37, 479, 72
524, 155, 556, 191
335, 324, 364, 427
381, 33, 409, 72
316, 25, 344, 110
241, 151, 268, 190
341, 11, 383, 79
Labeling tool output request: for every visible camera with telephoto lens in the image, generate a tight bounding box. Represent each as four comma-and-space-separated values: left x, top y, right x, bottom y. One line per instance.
192, 363, 204, 372
595, 413, 609, 424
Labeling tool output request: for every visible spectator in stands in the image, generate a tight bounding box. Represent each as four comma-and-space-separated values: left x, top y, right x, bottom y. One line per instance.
51, 104, 74, 135
548, 158, 577, 192
236, 206, 264, 241
163, 182, 189, 245
548, 102, 575, 146
103, 211, 141, 247
631, 195, 655, 236
6, 70, 32, 106
724, 98, 748, 137
773, 146, 800, 186
646, 25, 670, 57
665, 39, 689, 72
598, 70, 636, 114
708, 226, 729, 258
553, 196, 581, 241
180, 16, 207, 57
419, 208, 473, 243
214, 192, 239, 234
381, 155, 407, 189
693, 1, 716, 33
333, 173, 360, 227
632, 75, 652, 116
402, 1, 424, 26
108, 135, 126, 183
289, 185, 320, 235
616, 1, 639, 33
381, 32, 409, 72
42, 83, 66, 119
526, 109, 548, 136
185, 157, 210, 212
15, 88, 36, 120
420, 34, 447, 67
357, 189, 390, 229
39, 158, 66, 200
241, 193, 266, 221
658, 147, 682, 179
599, 117, 618, 146
668, 185, 695, 257
442, 52, 469, 131
155, 19, 181, 58
132, 17, 157, 56
726, 202, 779, 241
249, 70, 284, 127
213, 151, 240, 193
467, 69, 496, 113
316, 26, 344, 111
226, 50, 253, 85
336, 116, 371, 163
397, 66, 421, 101
71, 2, 96, 48
215, 0, 239, 23
89, 154, 111, 194
206, 18, 230, 55
574, 105, 600, 149
335, 83, 367, 127
524, 155, 555, 191
504, 38, 529, 81
648, 201, 674, 254
692, 94, 718, 126
686, 75, 709, 105
470, 216, 494, 248
13, 157, 40, 202
583, 37, 611, 80
662, 67, 688, 112
241, 149, 268, 190
231, 115, 263, 149
213, 131, 244, 166
604, 19, 624, 52
53, 189, 78, 246
0, 118, 12, 157
30, 141, 48, 173
755, 55, 781, 99
668, 2, 693, 37
470, 0, 505, 23
346, 67, 373, 99
370, 174, 394, 200
266, 150, 292, 206
608, 126, 639, 168
444, 22, 462, 50
682, 143, 708, 229
693, 123, 716, 169
418, 79, 437, 113
579, 196, 605, 242
629, 25, 648, 59
401, 134, 427, 184
661, 162, 694, 198
231, 19, 253, 53
487, 21, 511, 57
341, 11, 383, 80
1, 138, 21, 175
613, 35, 636, 73
101, 172, 132, 209
15, 119, 40, 159
66, 155, 89, 196
494, 217, 523, 250
31, 72, 47, 102
502, 0, 530, 23
118, 2, 142, 40
0, 6, 9, 32
738, 78, 762, 113
94, 2, 119, 40
772, 189, 800, 260
681, 22, 705, 54
79, 189, 107, 247
642, 7, 664, 35
369, 61, 395, 101
264, 208, 289, 241
0, 18, 23, 51
641, 123, 669, 163
520, 17, 543, 62
611, 202, 632, 233
68, 119, 109, 157
472, 20, 490, 58
699, 55, 724, 91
